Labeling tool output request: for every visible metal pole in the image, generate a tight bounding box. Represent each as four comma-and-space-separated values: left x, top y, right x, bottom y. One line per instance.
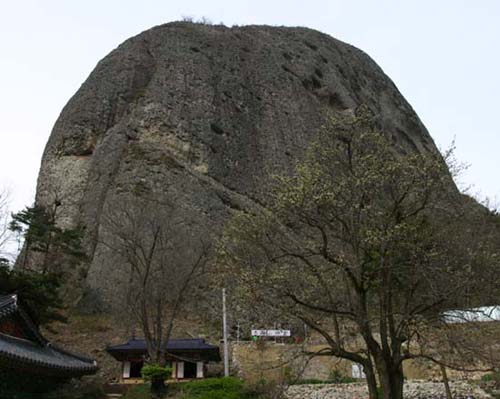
222, 288, 229, 377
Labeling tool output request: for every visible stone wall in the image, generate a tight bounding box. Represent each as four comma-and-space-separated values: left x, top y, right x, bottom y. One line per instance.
231, 341, 489, 384
285, 381, 491, 399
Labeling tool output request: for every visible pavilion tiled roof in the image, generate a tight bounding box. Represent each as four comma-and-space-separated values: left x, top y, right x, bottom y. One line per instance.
0, 294, 98, 377
108, 337, 220, 351
107, 338, 221, 362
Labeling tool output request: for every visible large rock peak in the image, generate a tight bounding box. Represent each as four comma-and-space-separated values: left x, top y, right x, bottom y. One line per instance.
35, 22, 437, 310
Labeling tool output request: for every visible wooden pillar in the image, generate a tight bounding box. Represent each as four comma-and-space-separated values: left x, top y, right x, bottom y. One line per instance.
177, 362, 184, 379
123, 361, 131, 379
196, 362, 204, 378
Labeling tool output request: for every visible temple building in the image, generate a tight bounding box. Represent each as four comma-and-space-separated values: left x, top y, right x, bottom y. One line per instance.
0, 294, 98, 377
106, 337, 221, 382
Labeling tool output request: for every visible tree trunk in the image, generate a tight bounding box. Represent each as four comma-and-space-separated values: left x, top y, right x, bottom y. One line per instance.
148, 353, 169, 398
376, 360, 404, 399
440, 364, 452, 399
364, 364, 379, 399
389, 366, 404, 399
151, 377, 167, 398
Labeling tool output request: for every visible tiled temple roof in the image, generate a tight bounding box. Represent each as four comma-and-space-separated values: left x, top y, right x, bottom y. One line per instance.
0, 294, 48, 345
0, 295, 17, 319
107, 338, 221, 362
0, 294, 98, 377
108, 337, 220, 351
0, 333, 97, 376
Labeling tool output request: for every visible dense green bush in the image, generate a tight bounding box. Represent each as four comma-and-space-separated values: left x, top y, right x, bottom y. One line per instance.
141, 364, 172, 382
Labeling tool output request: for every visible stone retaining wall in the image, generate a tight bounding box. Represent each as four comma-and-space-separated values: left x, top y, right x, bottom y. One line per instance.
285, 381, 491, 399
231, 342, 484, 384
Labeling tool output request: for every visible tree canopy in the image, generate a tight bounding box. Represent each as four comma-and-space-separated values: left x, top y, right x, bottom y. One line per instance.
219, 109, 500, 399
10, 203, 87, 274
0, 261, 65, 325
1, 201, 88, 325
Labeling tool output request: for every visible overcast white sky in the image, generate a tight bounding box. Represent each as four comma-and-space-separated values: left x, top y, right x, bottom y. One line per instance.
0, 0, 499, 214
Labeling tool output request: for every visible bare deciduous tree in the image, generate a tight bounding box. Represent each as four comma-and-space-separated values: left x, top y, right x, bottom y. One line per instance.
0, 188, 12, 261
101, 194, 209, 394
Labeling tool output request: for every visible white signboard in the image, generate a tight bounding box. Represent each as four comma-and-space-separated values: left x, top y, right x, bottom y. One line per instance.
251, 329, 291, 337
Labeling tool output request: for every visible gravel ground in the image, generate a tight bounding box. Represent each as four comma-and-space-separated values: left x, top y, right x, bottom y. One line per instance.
285, 381, 491, 399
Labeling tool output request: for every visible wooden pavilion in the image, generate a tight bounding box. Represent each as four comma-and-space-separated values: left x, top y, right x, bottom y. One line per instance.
106, 337, 221, 382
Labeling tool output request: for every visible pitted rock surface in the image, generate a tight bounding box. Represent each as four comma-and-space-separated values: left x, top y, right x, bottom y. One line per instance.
34, 22, 441, 311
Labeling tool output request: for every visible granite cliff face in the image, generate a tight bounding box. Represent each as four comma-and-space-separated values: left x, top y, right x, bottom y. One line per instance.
35, 22, 439, 311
